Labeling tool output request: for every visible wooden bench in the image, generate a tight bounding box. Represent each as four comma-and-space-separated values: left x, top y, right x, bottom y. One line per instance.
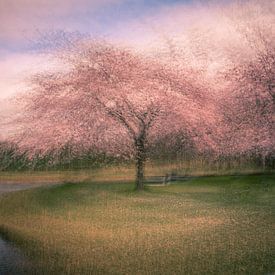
145, 174, 193, 185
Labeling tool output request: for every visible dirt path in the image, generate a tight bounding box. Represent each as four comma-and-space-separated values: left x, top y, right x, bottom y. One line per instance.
0, 182, 60, 195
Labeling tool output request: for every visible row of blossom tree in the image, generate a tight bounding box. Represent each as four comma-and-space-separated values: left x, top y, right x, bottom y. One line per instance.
4, 2, 274, 189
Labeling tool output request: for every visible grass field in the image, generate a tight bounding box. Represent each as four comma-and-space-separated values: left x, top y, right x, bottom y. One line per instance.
0, 174, 274, 274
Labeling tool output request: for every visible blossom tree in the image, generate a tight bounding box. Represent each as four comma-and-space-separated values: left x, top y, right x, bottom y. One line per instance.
16, 40, 209, 189
219, 17, 275, 166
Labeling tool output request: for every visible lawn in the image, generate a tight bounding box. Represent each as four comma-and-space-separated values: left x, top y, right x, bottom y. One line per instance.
0, 174, 274, 274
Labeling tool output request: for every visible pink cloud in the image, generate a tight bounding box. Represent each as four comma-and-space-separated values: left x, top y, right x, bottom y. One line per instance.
0, 0, 123, 43
0, 53, 48, 99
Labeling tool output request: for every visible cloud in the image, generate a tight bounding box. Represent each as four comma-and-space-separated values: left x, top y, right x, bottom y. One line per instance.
113, 0, 274, 68
0, 52, 59, 99
0, 0, 123, 44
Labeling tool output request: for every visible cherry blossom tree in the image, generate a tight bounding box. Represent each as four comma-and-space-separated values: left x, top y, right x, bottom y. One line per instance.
16, 40, 209, 189
159, 1, 275, 166
219, 14, 275, 167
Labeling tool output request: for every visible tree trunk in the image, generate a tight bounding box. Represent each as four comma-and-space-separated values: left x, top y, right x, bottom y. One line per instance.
135, 138, 146, 190
262, 154, 266, 171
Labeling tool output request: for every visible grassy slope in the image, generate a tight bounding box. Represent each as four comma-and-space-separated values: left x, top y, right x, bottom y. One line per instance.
0, 174, 274, 274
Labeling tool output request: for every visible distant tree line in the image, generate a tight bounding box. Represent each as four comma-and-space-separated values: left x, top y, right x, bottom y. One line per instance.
0, 140, 273, 172
0, 141, 121, 171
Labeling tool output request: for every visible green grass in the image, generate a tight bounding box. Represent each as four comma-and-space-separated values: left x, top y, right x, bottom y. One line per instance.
0, 174, 274, 274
